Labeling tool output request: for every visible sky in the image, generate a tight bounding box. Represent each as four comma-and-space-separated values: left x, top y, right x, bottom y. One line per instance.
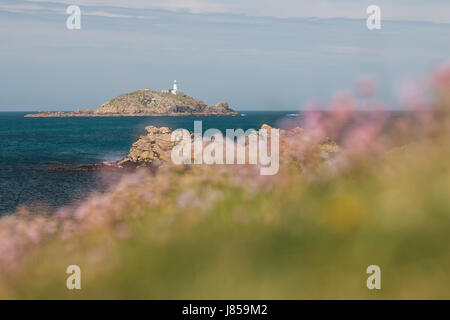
1, 0, 450, 111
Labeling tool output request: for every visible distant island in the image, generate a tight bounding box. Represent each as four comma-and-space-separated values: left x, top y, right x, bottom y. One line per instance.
25, 82, 239, 117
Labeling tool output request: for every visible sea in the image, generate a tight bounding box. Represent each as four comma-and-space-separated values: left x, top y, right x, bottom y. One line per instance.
0, 111, 296, 215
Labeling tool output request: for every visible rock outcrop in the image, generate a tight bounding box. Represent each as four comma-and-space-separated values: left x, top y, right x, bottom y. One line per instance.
117, 126, 180, 168
115, 124, 339, 169
25, 89, 239, 117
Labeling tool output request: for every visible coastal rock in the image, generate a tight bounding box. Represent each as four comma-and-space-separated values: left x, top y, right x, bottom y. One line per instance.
208, 102, 234, 114
260, 124, 273, 131
117, 126, 179, 167
73, 108, 94, 114
45, 163, 123, 173
117, 124, 338, 169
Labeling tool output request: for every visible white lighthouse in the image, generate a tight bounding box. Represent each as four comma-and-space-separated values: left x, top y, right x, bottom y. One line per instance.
172, 80, 178, 94
162, 80, 179, 94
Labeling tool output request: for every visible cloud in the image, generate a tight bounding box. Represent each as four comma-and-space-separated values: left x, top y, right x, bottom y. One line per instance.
0, 3, 49, 13
22, 0, 227, 15
2, 0, 450, 24
12, 0, 450, 23
83, 11, 154, 19
0, 1, 156, 19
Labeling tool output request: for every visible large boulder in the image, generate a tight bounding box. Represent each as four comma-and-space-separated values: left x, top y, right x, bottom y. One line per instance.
117, 126, 178, 167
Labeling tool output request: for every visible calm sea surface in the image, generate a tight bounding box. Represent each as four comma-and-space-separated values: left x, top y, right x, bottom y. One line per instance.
0, 111, 295, 214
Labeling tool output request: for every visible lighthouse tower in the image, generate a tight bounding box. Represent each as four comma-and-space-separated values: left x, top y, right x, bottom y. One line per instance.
172, 80, 178, 95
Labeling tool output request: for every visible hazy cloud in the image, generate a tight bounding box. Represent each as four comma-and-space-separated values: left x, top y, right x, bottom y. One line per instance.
15, 0, 450, 23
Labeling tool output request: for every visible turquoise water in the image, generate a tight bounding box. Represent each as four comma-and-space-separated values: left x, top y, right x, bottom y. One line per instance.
0, 111, 294, 214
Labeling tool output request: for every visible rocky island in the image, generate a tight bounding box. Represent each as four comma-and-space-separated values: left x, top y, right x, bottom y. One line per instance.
25, 88, 239, 117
